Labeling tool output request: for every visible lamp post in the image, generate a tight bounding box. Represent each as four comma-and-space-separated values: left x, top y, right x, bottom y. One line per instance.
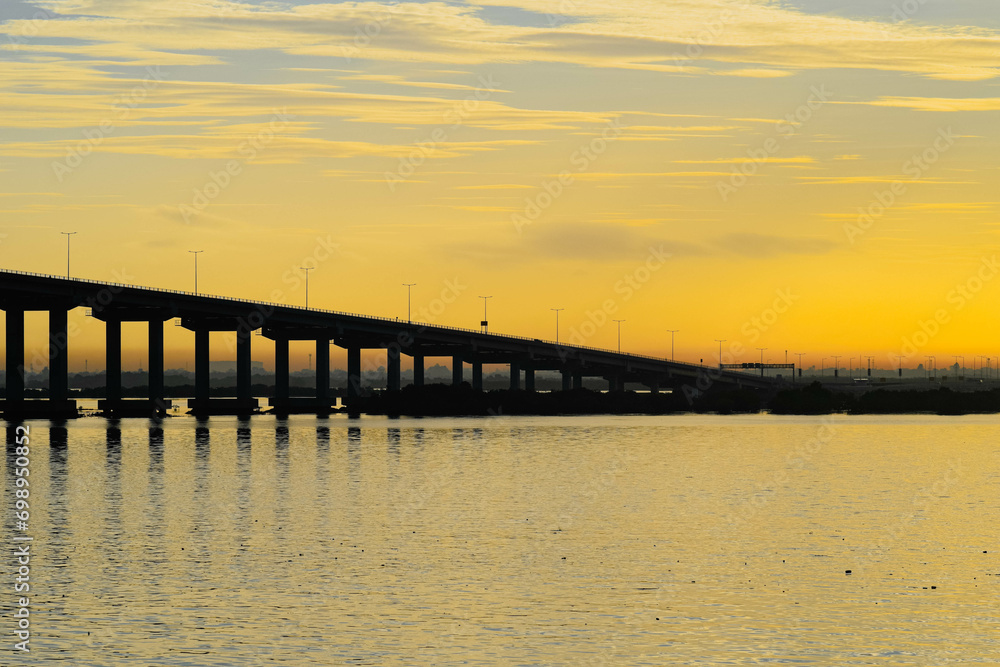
795, 352, 804, 381
188, 250, 203, 293
479, 296, 492, 333
613, 320, 625, 352
667, 329, 679, 361
403, 283, 416, 322
832, 355, 841, 379
551, 308, 564, 344
715, 339, 726, 369
61, 231, 77, 278
300, 266, 313, 308
757, 347, 767, 377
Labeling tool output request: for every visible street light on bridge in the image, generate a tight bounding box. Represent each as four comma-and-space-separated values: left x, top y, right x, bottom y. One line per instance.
479, 296, 492, 333
300, 266, 313, 308
756, 347, 767, 378
714, 339, 726, 370
551, 308, 564, 344
61, 231, 77, 279
667, 329, 679, 361
403, 283, 416, 322
188, 250, 203, 294
613, 319, 625, 353
832, 355, 841, 378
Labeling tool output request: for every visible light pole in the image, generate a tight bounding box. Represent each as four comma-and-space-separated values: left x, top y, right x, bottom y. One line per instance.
832, 355, 841, 379
613, 320, 625, 352
715, 339, 726, 369
300, 266, 313, 308
61, 231, 77, 278
403, 283, 416, 322
667, 329, 679, 361
551, 308, 564, 344
479, 296, 492, 333
188, 250, 203, 293
757, 347, 767, 377
795, 352, 805, 381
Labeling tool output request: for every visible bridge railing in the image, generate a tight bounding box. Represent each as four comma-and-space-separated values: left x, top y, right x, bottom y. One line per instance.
0, 269, 763, 377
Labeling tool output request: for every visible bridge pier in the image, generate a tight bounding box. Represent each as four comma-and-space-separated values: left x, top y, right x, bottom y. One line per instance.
0, 305, 77, 420
647, 381, 660, 394
386, 346, 401, 392
48, 308, 68, 403
412, 354, 424, 387
149, 320, 165, 409
472, 361, 483, 392
608, 376, 625, 392
561, 370, 572, 392
274, 336, 290, 402
524, 368, 535, 393
195, 327, 210, 404
573, 372, 583, 390
183, 319, 259, 416
452, 355, 463, 387
347, 346, 362, 403
106, 317, 123, 403
315, 338, 330, 400
5, 308, 24, 402
509, 362, 520, 391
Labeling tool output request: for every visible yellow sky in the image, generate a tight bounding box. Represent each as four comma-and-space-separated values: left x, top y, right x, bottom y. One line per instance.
1, 0, 999, 372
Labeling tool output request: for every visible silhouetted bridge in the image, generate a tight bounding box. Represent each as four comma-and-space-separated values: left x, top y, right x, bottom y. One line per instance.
0, 270, 781, 418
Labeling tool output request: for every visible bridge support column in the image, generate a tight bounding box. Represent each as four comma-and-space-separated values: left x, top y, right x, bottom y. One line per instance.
237, 329, 253, 403
524, 368, 535, 393
274, 337, 289, 401
452, 355, 463, 387
148, 320, 165, 407
5, 309, 24, 402
315, 339, 330, 401
648, 382, 660, 395
106, 318, 123, 403
509, 362, 520, 391
609, 376, 625, 392
561, 370, 572, 392
412, 354, 424, 387
347, 346, 361, 402
387, 346, 401, 392
573, 372, 583, 390
48, 309, 68, 402
195, 328, 210, 403
472, 362, 483, 392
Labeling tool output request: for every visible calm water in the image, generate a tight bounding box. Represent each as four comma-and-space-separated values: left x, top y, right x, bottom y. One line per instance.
2, 413, 998, 666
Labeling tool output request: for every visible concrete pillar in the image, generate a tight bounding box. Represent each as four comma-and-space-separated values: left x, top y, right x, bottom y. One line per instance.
608, 376, 625, 392
347, 346, 361, 400
195, 328, 210, 403
412, 354, 424, 387
5, 309, 24, 402
524, 368, 535, 393
648, 382, 660, 394
387, 346, 401, 392
106, 318, 122, 402
237, 328, 252, 402
573, 373, 583, 390
315, 339, 330, 400
274, 337, 289, 400
452, 355, 463, 386
48, 309, 68, 402
472, 361, 483, 392
561, 370, 572, 392
509, 362, 520, 391
148, 320, 164, 404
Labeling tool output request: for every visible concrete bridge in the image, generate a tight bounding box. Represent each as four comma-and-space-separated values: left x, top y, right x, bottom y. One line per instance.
0, 270, 780, 418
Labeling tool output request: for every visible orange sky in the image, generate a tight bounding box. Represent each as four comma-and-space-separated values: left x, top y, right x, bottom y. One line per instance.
2, 0, 999, 373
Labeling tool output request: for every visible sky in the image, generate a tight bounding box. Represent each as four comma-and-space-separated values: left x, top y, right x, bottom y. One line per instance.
1, 0, 998, 373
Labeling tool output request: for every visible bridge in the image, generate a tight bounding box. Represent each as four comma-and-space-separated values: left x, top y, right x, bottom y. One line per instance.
0, 270, 781, 419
